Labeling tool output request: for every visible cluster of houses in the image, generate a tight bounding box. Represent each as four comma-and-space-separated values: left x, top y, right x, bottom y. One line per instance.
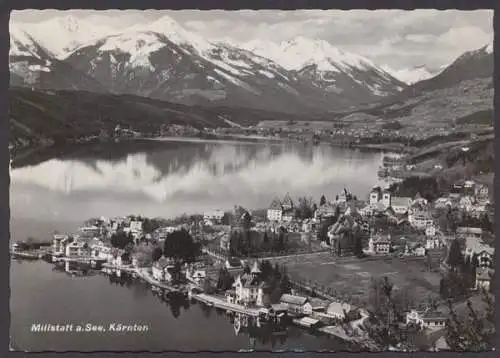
225, 261, 360, 326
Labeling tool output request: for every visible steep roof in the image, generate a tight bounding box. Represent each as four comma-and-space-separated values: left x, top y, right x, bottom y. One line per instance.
372, 234, 391, 244
282, 193, 294, 207
280, 294, 308, 306
251, 260, 261, 274
421, 311, 447, 321
457, 227, 482, 235
269, 198, 282, 210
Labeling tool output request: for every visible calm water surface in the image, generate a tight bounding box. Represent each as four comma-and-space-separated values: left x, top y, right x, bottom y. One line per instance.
10, 139, 384, 351
10, 139, 384, 240
10, 260, 351, 351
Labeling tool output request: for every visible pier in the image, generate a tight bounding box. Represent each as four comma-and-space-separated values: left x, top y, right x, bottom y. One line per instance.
191, 293, 260, 317
134, 268, 183, 293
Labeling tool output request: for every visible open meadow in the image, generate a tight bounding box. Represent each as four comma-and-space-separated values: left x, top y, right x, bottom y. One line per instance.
269, 253, 442, 307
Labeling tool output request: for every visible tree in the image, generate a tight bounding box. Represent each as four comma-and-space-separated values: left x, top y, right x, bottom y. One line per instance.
353, 232, 363, 258
263, 231, 269, 245
318, 216, 336, 243
221, 212, 232, 225
163, 229, 200, 263
320, 195, 327, 206
366, 276, 417, 351
447, 239, 464, 270
296, 196, 315, 219
216, 267, 234, 291
446, 291, 495, 351
425, 252, 433, 272
279, 274, 292, 294
243, 264, 251, 275
110, 231, 133, 250
152, 247, 163, 262
203, 278, 216, 295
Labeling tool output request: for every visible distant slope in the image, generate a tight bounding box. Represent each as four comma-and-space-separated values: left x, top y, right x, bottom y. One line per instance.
8, 87, 304, 147
401, 43, 493, 97
326, 43, 494, 128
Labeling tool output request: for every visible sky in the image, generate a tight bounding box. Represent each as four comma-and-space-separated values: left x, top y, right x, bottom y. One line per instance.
11, 9, 493, 71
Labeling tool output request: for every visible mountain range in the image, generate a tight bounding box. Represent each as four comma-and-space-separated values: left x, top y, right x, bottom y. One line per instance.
10, 15, 409, 114
9, 15, 493, 116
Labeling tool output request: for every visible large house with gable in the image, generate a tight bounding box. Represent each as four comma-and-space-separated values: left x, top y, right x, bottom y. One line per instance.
229, 261, 269, 307
266, 194, 296, 222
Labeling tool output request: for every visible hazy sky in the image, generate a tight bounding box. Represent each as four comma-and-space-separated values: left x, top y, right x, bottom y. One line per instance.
11, 9, 493, 70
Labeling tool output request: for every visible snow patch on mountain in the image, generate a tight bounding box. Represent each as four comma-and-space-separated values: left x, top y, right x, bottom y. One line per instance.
129, 16, 214, 56
10, 24, 43, 58
13, 15, 116, 59
382, 65, 441, 84
99, 32, 165, 71
28, 64, 51, 72
244, 36, 382, 73
259, 69, 275, 78
213, 68, 260, 96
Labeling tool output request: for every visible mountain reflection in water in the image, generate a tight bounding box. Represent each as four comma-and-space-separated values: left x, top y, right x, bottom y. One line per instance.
10, 139, 384, 225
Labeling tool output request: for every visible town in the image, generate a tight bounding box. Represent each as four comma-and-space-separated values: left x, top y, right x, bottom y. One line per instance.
11, 164, 495, 352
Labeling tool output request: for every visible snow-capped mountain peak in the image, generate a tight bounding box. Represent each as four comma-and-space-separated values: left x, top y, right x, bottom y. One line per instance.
96, 32, 166, 71
382, 64, 441, 85
12, 16, 115, 59
129, 15, 214, 55
244, 36, 382, 74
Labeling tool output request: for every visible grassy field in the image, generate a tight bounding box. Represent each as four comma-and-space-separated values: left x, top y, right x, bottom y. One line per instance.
270, 253, 442, 307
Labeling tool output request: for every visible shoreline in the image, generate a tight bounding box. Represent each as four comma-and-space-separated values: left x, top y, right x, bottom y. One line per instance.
10, 134, 399, 168
41, 256, 372, 347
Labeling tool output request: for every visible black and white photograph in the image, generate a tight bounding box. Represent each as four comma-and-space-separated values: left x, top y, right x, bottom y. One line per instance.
8, 8, 495, 352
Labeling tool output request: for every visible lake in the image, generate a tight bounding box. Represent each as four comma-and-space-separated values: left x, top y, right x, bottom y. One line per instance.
9, 138, 384, 351
10, 260, 352, 352
10, 138, 385, 241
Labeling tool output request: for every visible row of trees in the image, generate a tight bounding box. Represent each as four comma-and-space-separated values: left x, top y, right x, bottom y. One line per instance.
228, 226, 288, 257
440, 240, 479, 300
389, 176, 448, 202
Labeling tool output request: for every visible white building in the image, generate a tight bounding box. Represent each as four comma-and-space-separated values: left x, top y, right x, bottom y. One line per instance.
406, 309, 447, 329
475, 268, 493, 291
464, 237, 494, 268
280, 294, 312, 315
267, 198, 283, 222
65, 240, 89, 258
408, 210, 434, 230
232, 262, 266, 306
390, 196, 413, 214
90, 240, 113, 261
425, 225, 437, 238
152, 256, 175, 282
368, 234, 392, 254
129, 220, 143, 233
325, 301, 356, 321
426, 237, 443, 250
459, 196, 475, 212
204, 210, 225, 224
369, 188, 381, 206
52, 234, 70, 256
